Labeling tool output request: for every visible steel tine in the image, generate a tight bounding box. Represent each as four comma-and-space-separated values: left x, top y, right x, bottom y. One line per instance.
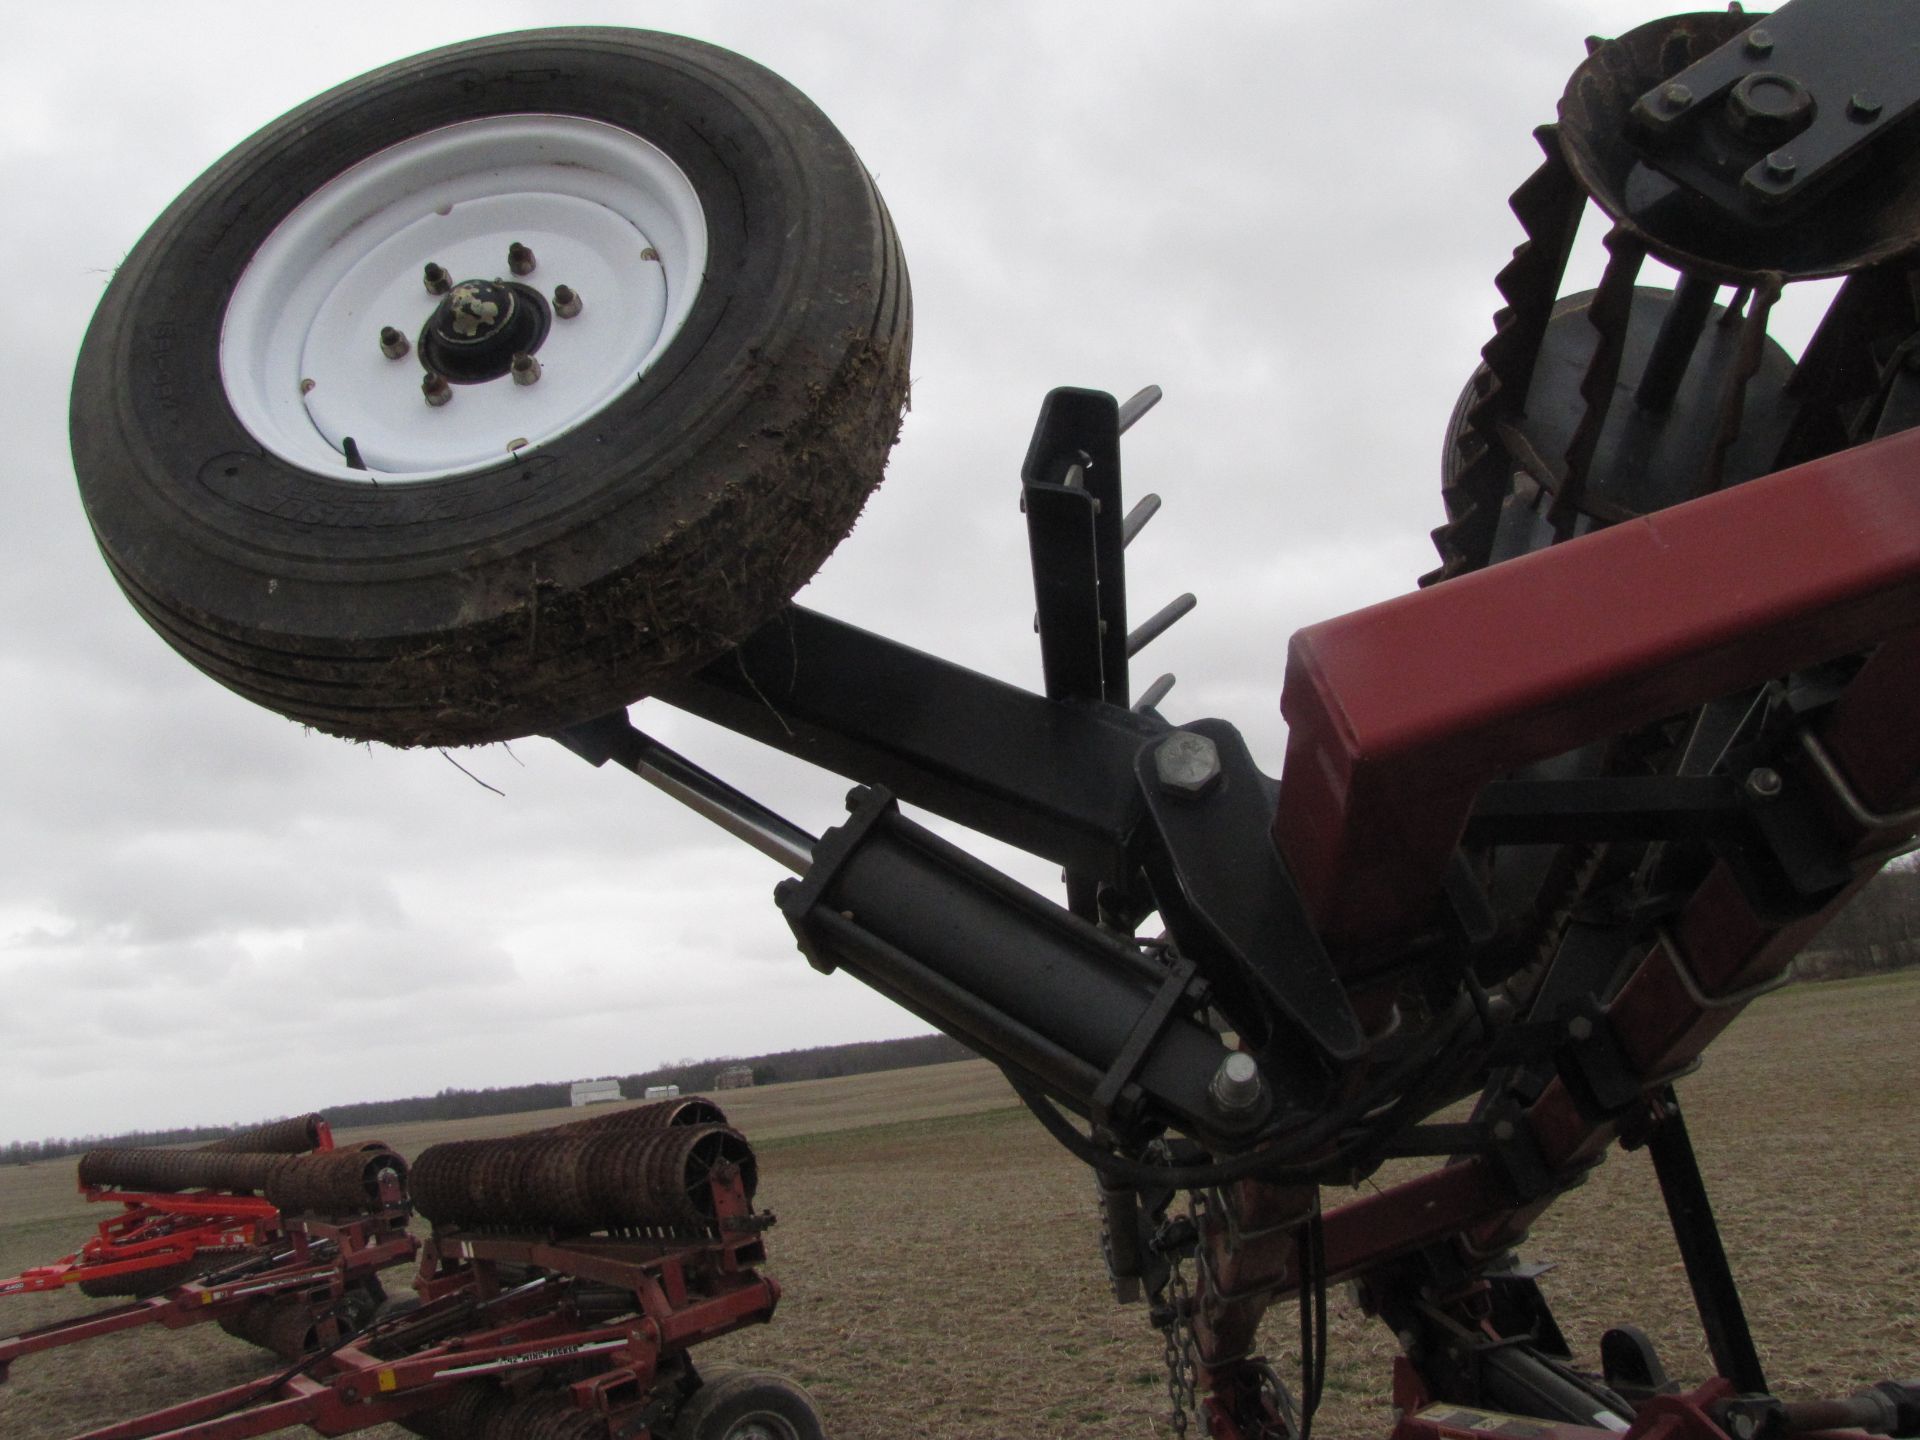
1122, 494, 1162, 547
1116, 385, 1163, 434
1126, 594, 1196, 658
1133, 673, 1176, 713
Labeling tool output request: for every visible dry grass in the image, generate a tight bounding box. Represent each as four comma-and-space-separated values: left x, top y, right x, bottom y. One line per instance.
3, 973, 1916, 1439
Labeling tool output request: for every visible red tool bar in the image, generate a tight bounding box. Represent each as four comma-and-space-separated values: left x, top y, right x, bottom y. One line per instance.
1274, 425, 1920, 947
84, 1190, 279, 1221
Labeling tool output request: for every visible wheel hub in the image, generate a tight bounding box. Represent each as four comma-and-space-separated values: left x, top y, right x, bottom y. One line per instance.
419, 278, 551, 383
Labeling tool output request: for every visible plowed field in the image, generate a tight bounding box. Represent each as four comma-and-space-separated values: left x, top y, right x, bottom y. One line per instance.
3, 971, 1916, 1439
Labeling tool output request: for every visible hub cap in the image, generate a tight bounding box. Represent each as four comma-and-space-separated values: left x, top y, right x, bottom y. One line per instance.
419, 279, 551, 383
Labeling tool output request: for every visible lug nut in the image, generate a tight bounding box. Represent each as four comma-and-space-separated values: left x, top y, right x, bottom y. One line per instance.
511, 352, 541, 386
422, 373, 452, 407
507, 242, 536, 276
379, 326, 410, 360
552, 284, 583, 319
423, 262, 452, 296
1746, 766, 1784, 800
1209, 1052, 1264, 1116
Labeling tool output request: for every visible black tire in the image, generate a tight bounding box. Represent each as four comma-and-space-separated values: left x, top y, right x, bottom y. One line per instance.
72, 29, 911, 747
338, 1275, 389, 1333
370, 1290, 422, 1325
671, 1366, 826, 1440
77, 1259, 203, 1299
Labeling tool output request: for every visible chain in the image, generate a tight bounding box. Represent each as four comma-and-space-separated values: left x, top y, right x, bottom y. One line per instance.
1154, 1190, 1205, 1437
1159, 1248, 1198, 1435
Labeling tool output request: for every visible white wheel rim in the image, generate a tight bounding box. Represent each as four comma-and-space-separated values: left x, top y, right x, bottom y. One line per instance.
219, 114, 707, 483
726, 1417, 800, 1440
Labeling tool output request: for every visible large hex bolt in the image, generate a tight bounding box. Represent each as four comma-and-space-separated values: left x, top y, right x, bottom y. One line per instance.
1155, 730, 1222, 797
1726, 72, 1815, 146
1209, 1052, 1264, 1117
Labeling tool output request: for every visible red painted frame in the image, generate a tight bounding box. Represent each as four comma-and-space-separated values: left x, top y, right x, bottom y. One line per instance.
72, 1170, 778, 1440
1276, 422, 1920, 948
1185, 427, 1920, 1437
0, 1208, 414, 1383
0, 1191, 282, 1300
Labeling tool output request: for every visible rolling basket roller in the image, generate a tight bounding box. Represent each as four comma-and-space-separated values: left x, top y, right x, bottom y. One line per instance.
411, 1121, 755, 1235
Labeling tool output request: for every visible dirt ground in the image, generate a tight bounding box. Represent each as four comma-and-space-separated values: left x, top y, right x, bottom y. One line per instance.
2, 971, 1916, 1439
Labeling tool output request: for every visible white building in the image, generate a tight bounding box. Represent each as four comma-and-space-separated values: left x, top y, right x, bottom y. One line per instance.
570, 1078, 623, 1107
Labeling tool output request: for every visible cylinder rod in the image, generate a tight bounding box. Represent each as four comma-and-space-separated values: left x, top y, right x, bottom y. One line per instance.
550, 714, 816, 873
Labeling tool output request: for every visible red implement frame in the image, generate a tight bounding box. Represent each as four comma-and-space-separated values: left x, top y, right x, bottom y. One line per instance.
3, 1124, 338, 1300
71, 1165, 777, 1440
0, 1188, 414, 1382
0, 1190, 282, 1300
1180, 427, 1920, 1431
1276, 423, 1920, 950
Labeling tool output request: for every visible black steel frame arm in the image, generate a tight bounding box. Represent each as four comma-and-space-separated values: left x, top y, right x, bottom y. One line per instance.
655, 605, 1166, 886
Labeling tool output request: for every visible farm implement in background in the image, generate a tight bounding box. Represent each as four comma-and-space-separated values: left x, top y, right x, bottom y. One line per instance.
0, 1115, 335, 1302
0, 1120, 413, 1381
63, 0, 1920, 1438
71, 1099, 801, 1440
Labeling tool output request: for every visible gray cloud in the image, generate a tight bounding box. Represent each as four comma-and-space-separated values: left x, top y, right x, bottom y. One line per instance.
3, 1, 1693, 1143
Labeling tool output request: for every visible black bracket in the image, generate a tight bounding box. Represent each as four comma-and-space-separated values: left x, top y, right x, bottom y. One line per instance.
1134, 717, 1366, 1072
1484, 997, 1642, 1125
1629, 0, 1920, 219
1023, 387, 1131, 706
1463, 765, 1856, 921
1465, 775, 1752, 845
1481, 1097, 1560, 1204
1088, 953, 1203, 1136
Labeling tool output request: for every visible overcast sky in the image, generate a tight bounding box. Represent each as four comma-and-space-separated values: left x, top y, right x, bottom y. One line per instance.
0, 3, 1839, 1146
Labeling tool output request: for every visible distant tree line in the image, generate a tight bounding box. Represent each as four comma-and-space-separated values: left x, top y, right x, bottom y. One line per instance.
612, 1032, 971, 1097
12, 866, 1912, 1167
1793, 857, 1920, 980
4, 1032, 974, 1166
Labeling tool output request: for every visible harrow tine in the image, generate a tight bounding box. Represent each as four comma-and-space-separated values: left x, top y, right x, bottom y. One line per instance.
1552, 224, 1646, 538
1633, 272, 1719, 413
1133, 673, 1176, 713
1122, 493, 1162, 548
1126, 594, 1196, 658
1116, 384, 1162, 434
1702, 275, 1783, 494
